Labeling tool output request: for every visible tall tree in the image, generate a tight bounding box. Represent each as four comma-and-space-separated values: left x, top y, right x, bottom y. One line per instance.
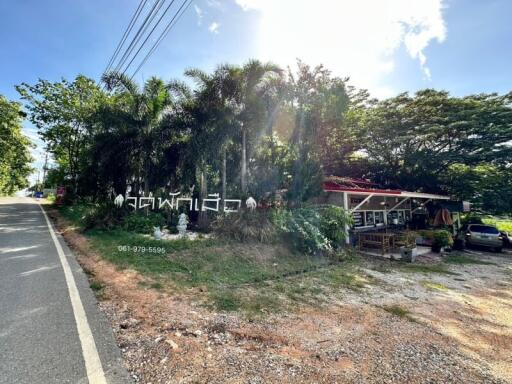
352, 90, 512, 193
0, 96, 33, 195
236, 60, 283, 193
102, 72, 173, 196
17, 76, 104, 195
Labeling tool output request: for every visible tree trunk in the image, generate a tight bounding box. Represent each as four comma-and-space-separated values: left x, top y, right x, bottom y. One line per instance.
198, 169, 208, 229
241, 129, 247, 193
221, 147, 226, 212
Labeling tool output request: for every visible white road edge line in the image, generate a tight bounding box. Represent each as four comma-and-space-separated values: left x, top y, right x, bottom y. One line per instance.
38, 203, 107, 384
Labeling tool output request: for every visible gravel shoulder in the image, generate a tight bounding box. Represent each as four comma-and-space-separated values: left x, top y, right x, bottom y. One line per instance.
46, 205, 512, 383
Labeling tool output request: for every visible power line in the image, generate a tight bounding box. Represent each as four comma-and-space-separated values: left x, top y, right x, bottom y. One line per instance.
118, 0, 181, 75
103, 0, 149, 75
130, 0, 193, 79
113, 0, 167, 74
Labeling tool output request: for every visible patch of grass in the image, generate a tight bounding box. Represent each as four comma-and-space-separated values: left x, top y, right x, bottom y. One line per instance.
399, 263, 458, 275
381, 304, 416, 322
241, 292, 282, 315
444, 253, 496, 265
279, 280, 326, 304
90, 280, 104, 291
422, 281, 449, 291
87, 228, 331, 289
321, 267, 367, 290
210, 290, 242, 311
59, 203, 95, 229
210, 287, 285, 316
89, 279, 108, 300
150, 282, 164, 290
61, 205, 367, 315
84, 226, 350, 314
369, 262, 393, 274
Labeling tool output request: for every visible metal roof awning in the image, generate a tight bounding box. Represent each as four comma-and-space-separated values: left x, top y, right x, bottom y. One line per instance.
322, 182, 450, 200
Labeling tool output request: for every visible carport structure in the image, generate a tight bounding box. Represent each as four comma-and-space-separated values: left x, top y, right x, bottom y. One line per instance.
322, 178, 451, 245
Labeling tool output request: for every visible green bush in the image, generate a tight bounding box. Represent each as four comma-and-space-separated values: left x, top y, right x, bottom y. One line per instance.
461, 213, 483, 225
212, 210, 277, 243
272, 206, 350, 255
122, 212, 166, 234
417, 229, 435, 239
319, 205, 352, 248
432, 230, 453, 248
211, 205, 351, 255
272, 208, 329, 254
73, 202, 125, 230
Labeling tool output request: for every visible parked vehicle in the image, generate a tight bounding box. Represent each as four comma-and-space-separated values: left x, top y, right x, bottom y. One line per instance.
455, 224, 504, 252
501, 231, 511, 248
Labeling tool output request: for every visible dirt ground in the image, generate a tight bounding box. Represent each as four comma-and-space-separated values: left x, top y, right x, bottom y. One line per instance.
47, 208, 512, 384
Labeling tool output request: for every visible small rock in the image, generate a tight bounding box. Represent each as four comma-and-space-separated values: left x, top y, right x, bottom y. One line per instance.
166, 339, 179, 350
154, 336, 164, 344
120, 318, 139, 329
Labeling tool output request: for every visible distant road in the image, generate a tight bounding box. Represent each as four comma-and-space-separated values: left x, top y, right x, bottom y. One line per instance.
0, 197, 130, 384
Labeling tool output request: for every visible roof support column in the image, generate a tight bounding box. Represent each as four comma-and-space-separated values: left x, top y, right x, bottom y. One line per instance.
383, 197, 388, 227
343, 192, 350, 245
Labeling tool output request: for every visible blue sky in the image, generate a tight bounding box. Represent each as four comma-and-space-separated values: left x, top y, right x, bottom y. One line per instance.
0, 0, 511, 181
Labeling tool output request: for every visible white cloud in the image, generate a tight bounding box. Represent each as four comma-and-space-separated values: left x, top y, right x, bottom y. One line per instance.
208, 21, 221, 34
194, 4, 203, 26
206, 0, 222, 8
234, 0, 446, 97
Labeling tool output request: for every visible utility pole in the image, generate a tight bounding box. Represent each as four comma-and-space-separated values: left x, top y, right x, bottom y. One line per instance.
42, 151, 48, 188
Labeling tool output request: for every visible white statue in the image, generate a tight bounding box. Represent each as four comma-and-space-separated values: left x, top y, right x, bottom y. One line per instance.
245, 197, 257, 211
114, 194, 124, 208
177, 213, 189, 236
153, 226, 162, 240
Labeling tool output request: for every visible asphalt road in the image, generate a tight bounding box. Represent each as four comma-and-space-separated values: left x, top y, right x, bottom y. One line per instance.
0, 197, 130, 384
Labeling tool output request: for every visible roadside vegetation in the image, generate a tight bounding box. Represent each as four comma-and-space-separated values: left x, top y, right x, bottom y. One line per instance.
16, 57, 512, 318
59, 202, 367, 316
58, 201, 505, 317
0, 96, 33, 195
15, 59, 512, 214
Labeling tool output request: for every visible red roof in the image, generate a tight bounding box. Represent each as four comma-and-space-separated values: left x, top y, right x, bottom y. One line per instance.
322, 181, 402, 195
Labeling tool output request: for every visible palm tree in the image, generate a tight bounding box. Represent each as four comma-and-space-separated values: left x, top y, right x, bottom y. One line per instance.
226, 60, 283, 193
184, 65, 240, 206
101, 71, 172, 197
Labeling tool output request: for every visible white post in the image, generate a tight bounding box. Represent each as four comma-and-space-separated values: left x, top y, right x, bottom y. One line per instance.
343, 192, 350, 245
383, 197, 388, 227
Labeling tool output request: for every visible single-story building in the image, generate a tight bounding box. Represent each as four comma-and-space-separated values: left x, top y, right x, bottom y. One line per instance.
319, 177, 469, 247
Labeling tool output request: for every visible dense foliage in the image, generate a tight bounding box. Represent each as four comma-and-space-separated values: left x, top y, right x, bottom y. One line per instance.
272, 206, 352, 254
0, 96, 33, 195
15, 60, 512, 214
345, 90, 512, 213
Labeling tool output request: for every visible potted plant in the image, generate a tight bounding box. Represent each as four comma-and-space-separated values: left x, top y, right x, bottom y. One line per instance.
432, 230, 453, 253
400, 246, 418, 262
397, 231, 418, 262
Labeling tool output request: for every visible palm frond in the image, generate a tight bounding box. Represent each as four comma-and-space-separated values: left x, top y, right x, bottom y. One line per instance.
102, 71, 140, 96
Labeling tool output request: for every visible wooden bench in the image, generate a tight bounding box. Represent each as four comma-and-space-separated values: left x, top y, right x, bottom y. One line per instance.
358, 232, 394, 255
